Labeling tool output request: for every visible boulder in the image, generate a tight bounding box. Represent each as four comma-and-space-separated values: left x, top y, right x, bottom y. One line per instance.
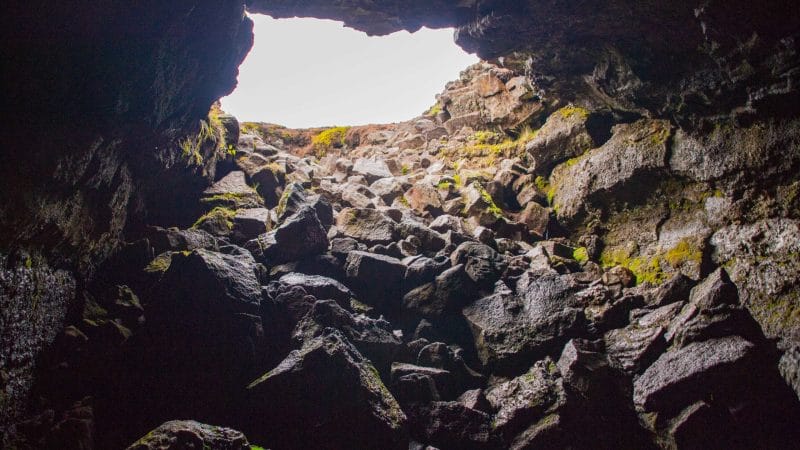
245, 330, 407, 450
292, 300, 402, 374
405, 182, 444, 216
353, 158, 393, 183
633, 336, 755, 412
407, 402, 496, 450
549, 119, 671, 224
231, 208, 271, 244
525, 106, 596, 176
485, 358, 566, 436
245, 206, 329, 264
451, 241, 507, 289
278, 273, 353, 308
462, 272, 585, 373
345, 251, 406, 310
126, 420, 251, 450
336, 207, 399, 245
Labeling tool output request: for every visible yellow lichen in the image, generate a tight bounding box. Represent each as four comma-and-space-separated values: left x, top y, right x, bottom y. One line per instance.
665, 239, 703, 268
557, 105, 590, 120
311, 126, 350, 157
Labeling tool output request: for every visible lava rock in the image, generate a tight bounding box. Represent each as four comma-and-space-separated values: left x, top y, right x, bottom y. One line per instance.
245, 206, 329, 264
278, 272, 353, 308
336, 207, 399, 245
126, 420, 251, 450
244, 330, 407, 450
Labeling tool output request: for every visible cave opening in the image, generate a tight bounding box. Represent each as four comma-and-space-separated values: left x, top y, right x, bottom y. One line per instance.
220, 14, 478, 128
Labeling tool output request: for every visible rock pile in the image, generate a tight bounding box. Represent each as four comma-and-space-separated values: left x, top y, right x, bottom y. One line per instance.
12, 63, 800, 450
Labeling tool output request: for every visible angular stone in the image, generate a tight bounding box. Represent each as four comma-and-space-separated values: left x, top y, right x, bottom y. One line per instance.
451, 241, 507, 289
336, 207, 399, 245
463, 272, 585, 372
485, 358, 566, 435
245, 330, 406, 450
353, 158, 393, 183
525, 106, 596, 176
345, 251, 406, 310
278, 273, 353, 308
293, 300, 402, 374
245, 206, 328, 264
405, 182, 443, 216
549, 119, 671, 224
126, 420, 251, 450
633, 336, 755, 412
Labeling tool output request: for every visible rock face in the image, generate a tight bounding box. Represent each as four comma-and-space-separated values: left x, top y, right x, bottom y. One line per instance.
3, 2, 800, 449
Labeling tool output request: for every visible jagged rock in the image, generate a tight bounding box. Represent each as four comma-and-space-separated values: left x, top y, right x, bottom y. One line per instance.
403, 264, 477, 320
451, 241, 507, 289
391, 372, 441, 404
231, 208, 271, 244
336, 207, 399, 245
779, 346, 800, 400
463, 272, 585, 372
245, 206, 329, 264
275, 183, 334, 227
526, 106, 596, 175
429, 215, 466, 234
417, 342, 485, 396
550, 119, 671, 224
342, 181, 382, 208
516, 202, 551, 237
371, 177, 408, 204
407, 401, 496, 450
153, 249, 262, 317
485, 358, 566, 437
404, 255, 451, 289
391, 363, 453, 399
633, 336, 755, 412
405, 182, 444, 216
647, 272, 696, 307
605, 302, 683, 375
457, 389, 491, 413
397, 220, 447, 253
245, 330, 407, 450
203, 171, 263, 208
250, 164, 286, 207
345, 251, 406, 309
126, 420, 251, 450
145, 226, 219, 254
330, 237, 366, 260
292, 299, 402, 374
278, 273, 353, 308
353, 158, 393, 183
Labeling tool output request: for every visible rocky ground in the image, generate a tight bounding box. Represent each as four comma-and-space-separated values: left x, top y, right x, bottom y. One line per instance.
6, 62, 799, 449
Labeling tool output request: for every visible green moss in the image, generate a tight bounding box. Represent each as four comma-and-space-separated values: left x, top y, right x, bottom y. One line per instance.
398, 195, 410, 207
144, 253, 174, 273
534, 176, 550, 192
572, 247, 589, 264
546, 187, 556, 206
452, 173, 463, 188
664, 239, 703, 268
401, 164, 409, 175
650, 125, 671, 146
476, 184, 503, 218
558, 105, 589, 120
192, 207, 237, 230
600, 247, 667, 285
425, 103, 442, 117
251, 446, 267, 450
311, 126, 350, 157
437, 180, 453, 190
200, 192, 246, 204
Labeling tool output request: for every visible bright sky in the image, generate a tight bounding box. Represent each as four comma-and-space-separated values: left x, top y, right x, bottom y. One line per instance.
220, 15, 479, 128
